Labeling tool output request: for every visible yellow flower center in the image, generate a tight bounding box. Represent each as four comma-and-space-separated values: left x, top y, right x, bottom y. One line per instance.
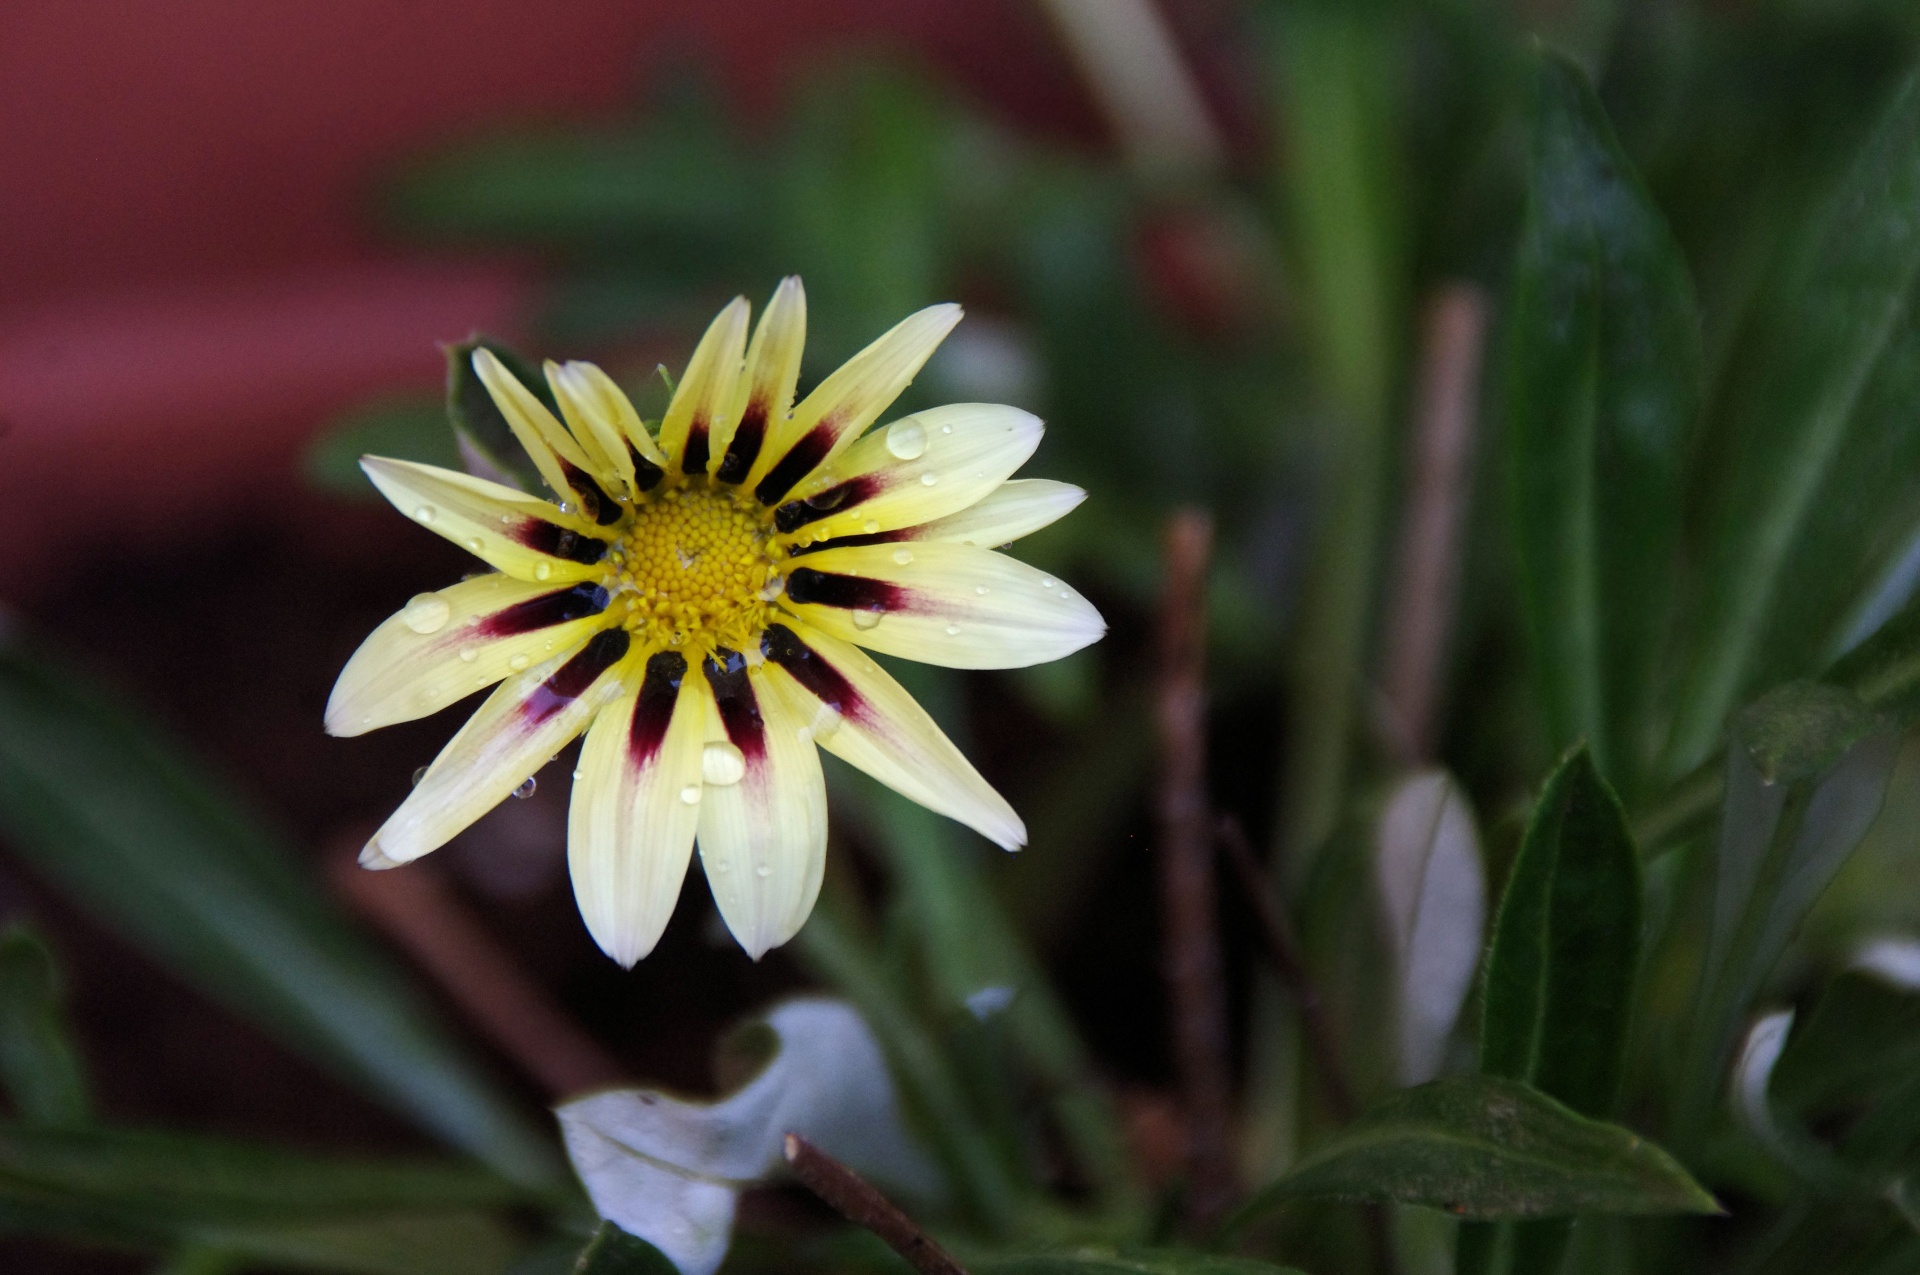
603, 481, 779, 653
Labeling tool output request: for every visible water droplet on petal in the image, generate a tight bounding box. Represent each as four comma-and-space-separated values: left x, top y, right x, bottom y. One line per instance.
572, 768, 585, 780
414, 505, 436, 524
851, 610, 883, 631
1040, 577, 1056, 589
701, 740, 746, 786
679, 783, 703, 805
534, 562, 552, 581
862, 519, 880, 534
945, 623, 962, 636
401, 592, 451, 634
458, 646, 478, 663
465, 536, 483, 552
885, 420, 928, 460
940, 423, 953, 435
511, 777, 537, 799
892, 548, 914, 565
755, 864, 773, 878
920, 473, 938, 487
411, 766, 428, 787
508, 654, 531, 671
974, 585, 988, 596
810, 703, 844, 741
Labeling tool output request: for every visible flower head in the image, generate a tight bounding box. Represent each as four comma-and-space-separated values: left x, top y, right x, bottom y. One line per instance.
327, 279, 1102, 963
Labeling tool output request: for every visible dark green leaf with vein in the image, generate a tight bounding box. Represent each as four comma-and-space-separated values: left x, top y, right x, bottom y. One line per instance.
0, 927, 90, 1127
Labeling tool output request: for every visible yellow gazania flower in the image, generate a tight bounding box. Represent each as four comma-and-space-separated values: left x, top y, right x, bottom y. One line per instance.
326, 279, 1102, 964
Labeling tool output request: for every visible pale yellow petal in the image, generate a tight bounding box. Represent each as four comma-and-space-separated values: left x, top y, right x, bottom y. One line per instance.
691, 656, 827, 959
470, 347, 595, 501
748, 303, 963, 503
546, 359, 635, 493
714, 276, 806, 483
778, 541, 1104, 670
771, 403, 1042, 545
567, 651, 706, 965
361, 630, 636, 868
908, 479, 1086, 547
563, 360, 669, 470
759, 622, 1023, 850
360, 457, 611, 584
659, 298, 750, 476
326, 574, 613, 736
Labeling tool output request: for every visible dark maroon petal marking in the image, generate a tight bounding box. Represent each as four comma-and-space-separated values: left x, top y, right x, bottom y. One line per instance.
715, 402, 767, 484
773, 474, 887, 534
560, 460, 624, 526
682, 420, 711, 475
513, 518, 613, 565
476, 583, 609, 637
785, 528, 909, 558
628, 650, 688, 765
754, 421, 838, 506
784, 568, 910, 614
761, 625, 873, 727
702, 647, 767, 763
629, 445, 664, 492
525, 629, 630, 725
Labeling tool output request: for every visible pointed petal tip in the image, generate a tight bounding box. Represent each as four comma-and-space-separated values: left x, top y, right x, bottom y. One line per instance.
359, 841, 402, 870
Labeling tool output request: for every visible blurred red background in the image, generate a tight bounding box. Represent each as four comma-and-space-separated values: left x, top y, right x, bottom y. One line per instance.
0, 0, 1100, 600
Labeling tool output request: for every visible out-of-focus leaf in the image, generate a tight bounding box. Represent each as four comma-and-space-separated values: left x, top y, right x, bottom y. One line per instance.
1773, 967, 1920, 1114
796, 898, 1021, 1236
1672, 70, 1920, 770
445, 336, 551, 493
1465, 749, 1639, 1274
836, 769, 1137, 1218
1482, 748, 1640, 1117
1829, 590, 1920, 723
0, 642, 567, 1191
1373, 770, 1485, 1085
973, 1247, 1305, 1274
0, 1123, 523, 1274
557, 998, 938, 1275
0, 927, 88, 1126
570, 1223, 678, 1275
1682, 683, 1900, 1131
1506, 50, 1698, 788
1232, 1076, 1717, 1223
304, 399, 461, 500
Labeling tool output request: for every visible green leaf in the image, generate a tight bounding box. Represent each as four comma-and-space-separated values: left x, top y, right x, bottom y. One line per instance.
1680, 683, 1900, 1133
0, 927, 89, 1126
444, 336, 552, 494
1481, 747, 1641, 1119
0, 641, 567, 1191
1672, 70, 1920, 770
570, 1222, 678, 1275
1506, 50, 1699, 788
1827, 589, 1920, 722
1232, 1076, 1718, 1223
304, 399, 462, 500
974, 1246, 1305, 1274
0, 1123, 523, 1274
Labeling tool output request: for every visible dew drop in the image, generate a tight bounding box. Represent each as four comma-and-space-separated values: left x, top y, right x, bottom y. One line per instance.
465, 536, 483, 552
511, 777, 537, 799
572, 768, 585, 780
892, 548, 914, 565
414, 505, 436, 524
862, 519, 880, 534
534, 562, 552, 581
885, 420, 928, 460
712, 858, 731, 873
509, 654, 531, 671
920, 472, 938, 487
945, 623, 962, 636
679, 784, 703, 806
401, 592, 451, 634
1040, 577, 1056, 589
975, 585, 989, 596
940, 424, 953, 435
458, 646, 478, 663
851, 610, 883, 631
701, 741, 746, 786
810, 703, 844, 741
411, 766, 428, 787
755, 864, 773, 878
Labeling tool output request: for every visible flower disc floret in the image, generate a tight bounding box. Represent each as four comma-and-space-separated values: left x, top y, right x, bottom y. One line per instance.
606, 483, 777, 652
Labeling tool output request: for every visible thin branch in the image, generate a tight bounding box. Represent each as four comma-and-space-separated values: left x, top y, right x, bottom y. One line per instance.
1154, 509, 1238, 1230
783, 1134, 968, 1275
1214, 815, 1355, 1126
1376, 285, 1488, 763
328, 840, 626, 1098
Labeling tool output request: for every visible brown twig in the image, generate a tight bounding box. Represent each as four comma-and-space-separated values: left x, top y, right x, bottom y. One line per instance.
1377, 285, 1488, 764
328, 840, 626, 1099
783, 1134, 968, 1275
1153, 509, 1237, 1230
1214, 815, 1355, 1126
